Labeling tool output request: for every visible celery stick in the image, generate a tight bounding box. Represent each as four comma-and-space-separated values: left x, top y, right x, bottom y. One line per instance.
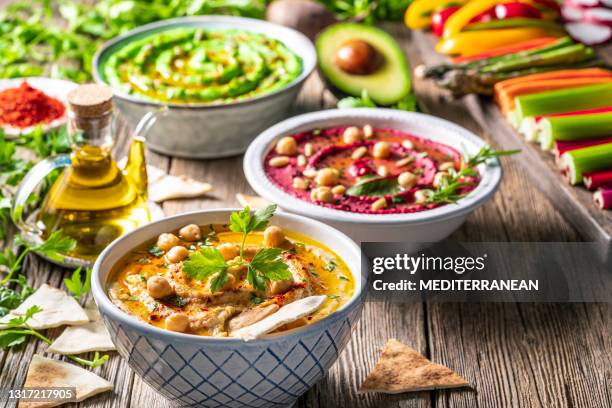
539, 112, 612, 150
515, 83, 612, 123
561, 142, 612, 184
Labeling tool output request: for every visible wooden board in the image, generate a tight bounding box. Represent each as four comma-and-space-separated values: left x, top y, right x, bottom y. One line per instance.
412, 30, 612, 246
0, 12, 611, 408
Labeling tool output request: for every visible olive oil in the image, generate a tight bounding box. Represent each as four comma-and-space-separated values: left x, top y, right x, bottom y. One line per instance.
37, 84, 150, 261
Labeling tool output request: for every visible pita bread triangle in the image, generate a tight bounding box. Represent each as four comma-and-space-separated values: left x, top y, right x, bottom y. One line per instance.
19, 355, 113, 408
47, 301, 116, 355
236, 194, 275, 210
0, 284, 89, 330
359, 339, 469, 393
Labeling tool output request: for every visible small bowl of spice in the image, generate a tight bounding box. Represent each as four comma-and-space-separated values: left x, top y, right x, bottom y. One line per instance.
0, 77, 78, 137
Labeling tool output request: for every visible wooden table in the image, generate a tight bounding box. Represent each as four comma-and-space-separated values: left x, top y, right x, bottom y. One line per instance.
1, 22, 611, 408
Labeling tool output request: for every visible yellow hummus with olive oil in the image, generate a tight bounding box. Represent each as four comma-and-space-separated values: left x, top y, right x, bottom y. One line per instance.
108, 212, 354, 337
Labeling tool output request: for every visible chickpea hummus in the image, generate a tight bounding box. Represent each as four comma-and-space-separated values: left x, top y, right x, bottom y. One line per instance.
108, 221, 354, 337
264, 126, 480, 214
101, 27, 302, 104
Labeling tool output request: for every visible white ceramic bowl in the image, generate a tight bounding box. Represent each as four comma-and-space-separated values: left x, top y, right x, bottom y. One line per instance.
244, 108, 503, 244
0, 77, 78, 137
93, 16, 316, 159
92, 209, 364, 407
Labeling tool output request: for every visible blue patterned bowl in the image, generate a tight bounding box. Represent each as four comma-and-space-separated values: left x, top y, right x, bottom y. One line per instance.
92, 209, 364, 407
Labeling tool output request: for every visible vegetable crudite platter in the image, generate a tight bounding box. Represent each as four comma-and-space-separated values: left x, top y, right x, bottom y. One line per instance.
405, 0, 612, 245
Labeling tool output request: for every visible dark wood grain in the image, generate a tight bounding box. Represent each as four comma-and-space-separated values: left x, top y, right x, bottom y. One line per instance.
0, 6, 611, 407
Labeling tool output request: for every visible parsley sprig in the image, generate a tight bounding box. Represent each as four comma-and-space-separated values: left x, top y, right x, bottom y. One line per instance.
63, 267, 92, 303
183, 206, 292, 292
426, 146, 520, 205
1, 230, 76, 285
0, 305, 108, 367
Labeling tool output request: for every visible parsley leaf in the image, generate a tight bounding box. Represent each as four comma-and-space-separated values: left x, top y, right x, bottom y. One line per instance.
0, 275, 33, 317
183, 247, 228, 281
149, 245, 164, 257
229, 205, 277, 235
32, 229, 76, 262
63, 267, 91, 302
248, 248, 291, 291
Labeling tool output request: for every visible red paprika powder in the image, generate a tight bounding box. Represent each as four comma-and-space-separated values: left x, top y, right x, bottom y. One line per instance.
0, 82, 66, 128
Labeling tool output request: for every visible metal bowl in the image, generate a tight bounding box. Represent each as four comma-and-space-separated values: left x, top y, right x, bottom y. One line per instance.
93, 16, 316, 159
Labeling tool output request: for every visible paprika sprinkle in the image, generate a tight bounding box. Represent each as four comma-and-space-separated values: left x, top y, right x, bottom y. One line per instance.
0, 82, 65, 128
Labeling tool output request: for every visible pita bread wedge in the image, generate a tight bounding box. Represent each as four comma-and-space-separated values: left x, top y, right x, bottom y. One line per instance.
47, 301, 115, 355
149, 173, 212, 202
19, 355, 112, 408
0, 284, 89, 330
232, 295, 326, 341
359, 339, 469, 394
236, 194, 275, 210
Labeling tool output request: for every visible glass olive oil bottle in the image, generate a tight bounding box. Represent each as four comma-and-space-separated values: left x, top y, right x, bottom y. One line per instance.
37, 84, 150, 261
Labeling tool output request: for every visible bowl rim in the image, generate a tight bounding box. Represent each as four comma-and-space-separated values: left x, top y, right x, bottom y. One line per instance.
243, 108, 503, 226
92, 15, 316, 110
92, 208, 364, 345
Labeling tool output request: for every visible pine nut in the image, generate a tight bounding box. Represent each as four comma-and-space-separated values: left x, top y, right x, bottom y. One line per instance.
371, 198, 387, 211
304, 143, 314, 157
352, 146, 368, 160
363, 124, 374, 139
269, 156, 289, 167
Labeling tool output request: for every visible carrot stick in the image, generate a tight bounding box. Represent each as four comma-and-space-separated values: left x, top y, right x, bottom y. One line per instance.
451, 37, 558, 63
498, 77, 612, 113
494, 68, 612, 95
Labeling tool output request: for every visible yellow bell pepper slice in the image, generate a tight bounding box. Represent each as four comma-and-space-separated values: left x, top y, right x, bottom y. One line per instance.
442, 0, 536, 38
405, 0, 471, 29
436, 28, 564, 56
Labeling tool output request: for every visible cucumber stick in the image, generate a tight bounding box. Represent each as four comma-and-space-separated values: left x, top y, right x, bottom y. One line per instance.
515, 83, 612, 123
539, 112, 612, 150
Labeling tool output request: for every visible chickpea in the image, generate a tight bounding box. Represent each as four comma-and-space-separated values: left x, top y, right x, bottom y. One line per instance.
332, 185, 346, 195
401, 140, 414, 149
433, 171, 450, 188
363, 124, 374, 139
371, 198, 387, 211
217, 243, 239, 261
398, 172, 418, 189
269, 156, 289, 168
377, 165, 389, 177
292, 177, 309, 190
166, 246, 189, 263
165, 312, 190, 333
147, 276, 174, 299
263, 226, 286, 247
343, 126, 363, 144
414, 189, 433, 205
275, 136, 297, 156
304, 143, 314, 157
315, 187, 333, 203
179, 224, 201, 242
157, 233, 180, 252
352, 146, 368, 160
439, 161, 456, 171
315, 168, 339, 186
373, 141, 391, 159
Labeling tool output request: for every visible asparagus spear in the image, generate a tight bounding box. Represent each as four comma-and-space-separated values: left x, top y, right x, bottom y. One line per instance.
481, 44, 594, 73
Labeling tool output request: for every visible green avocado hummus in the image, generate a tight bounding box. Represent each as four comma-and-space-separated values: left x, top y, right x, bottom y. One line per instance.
102, 28, 302, 104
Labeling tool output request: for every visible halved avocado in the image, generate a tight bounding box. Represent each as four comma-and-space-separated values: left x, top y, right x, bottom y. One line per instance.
316, 23, 411, 106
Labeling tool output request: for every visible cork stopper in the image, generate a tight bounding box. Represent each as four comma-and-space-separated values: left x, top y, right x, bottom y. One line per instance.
68, 84, 113, 118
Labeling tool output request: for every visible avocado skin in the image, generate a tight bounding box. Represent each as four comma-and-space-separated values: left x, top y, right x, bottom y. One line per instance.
315, 23, 412, 106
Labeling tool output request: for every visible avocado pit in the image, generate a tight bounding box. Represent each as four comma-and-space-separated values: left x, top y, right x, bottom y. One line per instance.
334, 39, 383, 75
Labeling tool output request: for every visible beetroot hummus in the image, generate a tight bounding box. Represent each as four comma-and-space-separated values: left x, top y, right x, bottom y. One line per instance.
264, 126, 480, 214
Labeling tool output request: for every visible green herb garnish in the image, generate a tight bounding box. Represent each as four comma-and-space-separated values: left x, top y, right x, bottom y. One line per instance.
149, 245, 164, 257
0, 275, 33, 318
63, 267, 91, 302
325, 260, 337, 272
183, 206, 291, 293
0, 305, 108, 367
346, 177, 401, 198
427, 146, 520, 205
